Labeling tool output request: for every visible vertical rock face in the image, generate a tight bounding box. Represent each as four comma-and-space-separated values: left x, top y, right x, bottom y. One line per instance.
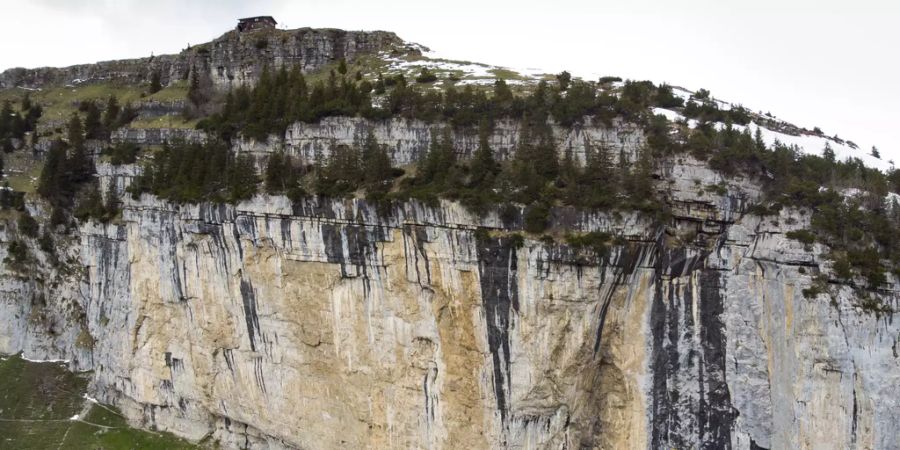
0, 27, 406, 89
275, 117, 644, 166
1, 122, 898, 449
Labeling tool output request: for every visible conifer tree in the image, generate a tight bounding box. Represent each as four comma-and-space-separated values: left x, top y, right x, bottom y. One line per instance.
361, 131, 391, 188
754, 127, 766, 152
226, 154, 259, 202
104, 182, 119, 221
103, 96, 120, 130
556, 71, 572, 91
73, 183, 102, 220
65, 114, 93, 184
469, 122, 499, 188
823, 143, 836, 163
149, 70, 163, 94
585, 142, 617, 208
374, 73, 386, 95
264, 151, 292, 194
83, 101, 103, 139
419, 128, 456, 186
38, 140, 68, 202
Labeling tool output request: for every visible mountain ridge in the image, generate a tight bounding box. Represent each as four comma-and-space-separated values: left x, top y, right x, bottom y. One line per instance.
0, 25, 889, 172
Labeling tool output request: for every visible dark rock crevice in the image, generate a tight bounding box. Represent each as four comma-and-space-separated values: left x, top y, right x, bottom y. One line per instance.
476, 235, 519, 427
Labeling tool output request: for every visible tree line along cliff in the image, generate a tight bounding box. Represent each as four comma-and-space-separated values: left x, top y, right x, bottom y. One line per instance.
4, 56, 895, 302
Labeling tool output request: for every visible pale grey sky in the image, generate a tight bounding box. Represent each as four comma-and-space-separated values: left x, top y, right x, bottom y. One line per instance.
1, 0, 898, 164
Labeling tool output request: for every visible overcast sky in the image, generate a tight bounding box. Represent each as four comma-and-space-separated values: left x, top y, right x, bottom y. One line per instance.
1, 0, 898, 165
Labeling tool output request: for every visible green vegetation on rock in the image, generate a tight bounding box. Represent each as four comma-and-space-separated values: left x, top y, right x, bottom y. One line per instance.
0, 355, 196, 449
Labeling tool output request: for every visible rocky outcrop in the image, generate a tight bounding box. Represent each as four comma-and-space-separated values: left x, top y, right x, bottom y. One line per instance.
110, 127, 208, 146
229, 116, 644, 167
0, 27, 408, 90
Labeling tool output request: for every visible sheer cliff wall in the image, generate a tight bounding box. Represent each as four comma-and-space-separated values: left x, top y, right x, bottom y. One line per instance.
1, 117, 899, 449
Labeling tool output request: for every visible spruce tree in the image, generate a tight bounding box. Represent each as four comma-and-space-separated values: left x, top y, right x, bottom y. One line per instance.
38, 140, 68, 202
83, 102, 103, 139
226, 153, 259, 202
823, 143, 836, 163
419, 128, 456, 186
469, 122, 499, 188
374, 74, 386, 95
149, 70, 163, 94
0, 101, 13, 137
361, 130, 391, 188
187, 67, 208, 112
103, 96, 120, 131
556, 71, 572, 91
66, 115, 93, 184
104, 182, 119, 221
585, 142, 617, 208
265, 151, 290, 193
754, 127, 766, 152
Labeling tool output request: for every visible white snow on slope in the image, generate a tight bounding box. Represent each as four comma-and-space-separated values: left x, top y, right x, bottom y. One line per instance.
652, 107, 682, 123
746, 122, 892, 172
21, 354, 70, 363
379, 46, 549, 86
652, 107, 894, 172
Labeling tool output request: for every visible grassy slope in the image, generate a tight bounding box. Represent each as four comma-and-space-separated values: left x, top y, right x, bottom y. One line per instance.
0, 44, 546, 194
0, 80, 190, 193
0, 355, 197, 449
0, 81, 189, 129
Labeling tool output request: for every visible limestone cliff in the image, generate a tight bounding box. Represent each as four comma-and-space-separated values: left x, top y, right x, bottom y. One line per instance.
1, 116, 898, 450
0, 27, 408, 90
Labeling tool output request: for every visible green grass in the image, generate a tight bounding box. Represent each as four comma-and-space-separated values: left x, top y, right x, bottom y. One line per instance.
3, 153, 44, 194
0, 81, 189, 132
0, 355, 198, 449
128, 115, 198, 129
63, 403, 197, 450
487, 68, 529, 81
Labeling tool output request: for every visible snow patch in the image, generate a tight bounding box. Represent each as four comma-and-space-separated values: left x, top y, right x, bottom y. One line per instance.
21, 354, 70, 364
651, 106, 890, 172
652, 107, 683, 122
739, 122, 890, 172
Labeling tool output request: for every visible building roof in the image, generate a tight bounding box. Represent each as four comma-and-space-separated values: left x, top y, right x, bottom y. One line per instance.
238, 16, 277, 24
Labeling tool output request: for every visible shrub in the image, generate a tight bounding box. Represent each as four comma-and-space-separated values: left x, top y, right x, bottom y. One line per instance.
4, 240, 29, 272
473, 227, 491, 243
104, 143, 140, 165
499, 203, 519, 226
565, 231, 612, 256
38, 232, 54, 255
149, 71, 162, 94
785, 229, 816, 245
693, 88, 710, 100
508, 233, 525, 249
17, 212, 39, 238
802, 285, 823, 299
523, 203, 550, 234
415, 68, 438, 83
831, 255, 852, 280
